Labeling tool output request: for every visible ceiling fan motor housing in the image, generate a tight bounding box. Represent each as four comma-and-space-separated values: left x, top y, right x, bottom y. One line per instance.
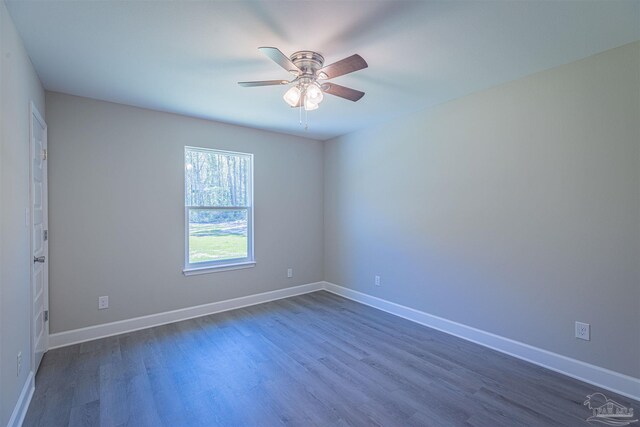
290, 51, 325, 79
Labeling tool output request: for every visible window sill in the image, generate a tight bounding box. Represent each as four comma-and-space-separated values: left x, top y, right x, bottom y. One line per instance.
183, 261, 256, 276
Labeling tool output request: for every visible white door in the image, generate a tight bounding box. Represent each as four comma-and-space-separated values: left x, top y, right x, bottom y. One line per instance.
30, 102, 48, 371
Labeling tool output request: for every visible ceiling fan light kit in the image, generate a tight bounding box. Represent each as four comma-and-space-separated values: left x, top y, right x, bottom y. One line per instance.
238, 47, 368, 128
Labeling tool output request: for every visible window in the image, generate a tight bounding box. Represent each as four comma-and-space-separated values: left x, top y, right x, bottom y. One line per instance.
184, 147, 254, 274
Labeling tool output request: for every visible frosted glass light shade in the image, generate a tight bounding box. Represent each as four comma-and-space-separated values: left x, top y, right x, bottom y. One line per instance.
305, 83, 324, 105
283, 86, 301, 107
304, 100, 319, 111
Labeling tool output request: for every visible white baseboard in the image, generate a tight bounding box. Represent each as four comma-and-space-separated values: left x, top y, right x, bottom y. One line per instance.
7, 371, 34, 427
323, 281, 640, 402
48, 282, 324, 349
45, 280, 640, 403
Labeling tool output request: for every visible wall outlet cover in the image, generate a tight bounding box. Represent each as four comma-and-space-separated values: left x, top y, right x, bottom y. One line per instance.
575, 321, 590, 341
98, 296, 109, 310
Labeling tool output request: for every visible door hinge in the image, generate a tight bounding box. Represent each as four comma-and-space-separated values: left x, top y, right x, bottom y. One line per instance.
41, 149, 47, 160
44, 310, 49, 322
43, 230, 48, 241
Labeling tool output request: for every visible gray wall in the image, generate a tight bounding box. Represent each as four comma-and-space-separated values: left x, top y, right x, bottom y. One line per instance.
324, 42, 640, 378
45, 92, 324, 333
0, 1, 46, 424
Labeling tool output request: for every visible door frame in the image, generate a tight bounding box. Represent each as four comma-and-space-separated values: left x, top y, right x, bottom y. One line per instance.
29, 101, 48, 373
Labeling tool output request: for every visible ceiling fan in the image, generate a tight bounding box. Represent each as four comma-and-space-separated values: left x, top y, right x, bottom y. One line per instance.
238, 47, 368, 112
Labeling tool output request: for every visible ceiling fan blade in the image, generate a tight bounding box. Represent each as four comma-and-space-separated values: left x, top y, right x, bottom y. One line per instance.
238, 80, 289, 87
321, 83, 365, 102
258, 47, 300, 75
317, 54, 368, 80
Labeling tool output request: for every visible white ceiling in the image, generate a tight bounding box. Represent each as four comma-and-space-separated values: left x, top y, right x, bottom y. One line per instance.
6, 0, 640, 140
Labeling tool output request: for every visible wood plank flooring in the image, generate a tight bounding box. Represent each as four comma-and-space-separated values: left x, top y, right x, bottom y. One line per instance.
23, 291, 638, 426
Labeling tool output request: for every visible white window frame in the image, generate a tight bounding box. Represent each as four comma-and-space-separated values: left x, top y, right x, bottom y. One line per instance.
183, 147, 255, 275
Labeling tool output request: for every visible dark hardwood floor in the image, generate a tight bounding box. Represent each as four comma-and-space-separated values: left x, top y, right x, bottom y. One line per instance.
24, 291, 637, 426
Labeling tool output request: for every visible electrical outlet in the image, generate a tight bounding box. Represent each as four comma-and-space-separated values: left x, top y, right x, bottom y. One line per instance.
287, 268, 293, 278
374, 275, 381, 286
17, 352, 22, 376
575, 321, 590, 341
98, 296, 109, 310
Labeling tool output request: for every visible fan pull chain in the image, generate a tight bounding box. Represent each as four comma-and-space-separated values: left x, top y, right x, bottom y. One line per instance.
305, 107, 308, 131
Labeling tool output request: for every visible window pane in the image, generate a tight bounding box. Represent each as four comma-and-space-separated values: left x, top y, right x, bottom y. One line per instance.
185, 149, 250, 207
188, 209, 248, 264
